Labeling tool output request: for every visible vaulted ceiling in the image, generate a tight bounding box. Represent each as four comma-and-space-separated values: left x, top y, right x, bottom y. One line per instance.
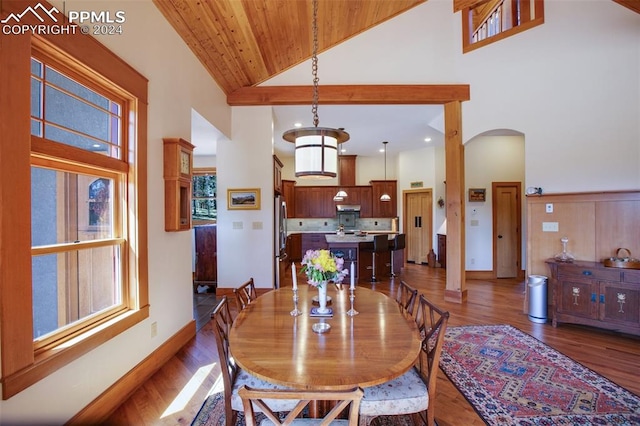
152, 0, 427, 96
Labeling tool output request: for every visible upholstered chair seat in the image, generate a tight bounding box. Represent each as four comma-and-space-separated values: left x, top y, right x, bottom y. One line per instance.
359, 367, 428, 417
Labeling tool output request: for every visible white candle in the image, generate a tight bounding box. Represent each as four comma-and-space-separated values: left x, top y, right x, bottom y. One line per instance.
350, 261, 355, 290
291, 262, 298, 290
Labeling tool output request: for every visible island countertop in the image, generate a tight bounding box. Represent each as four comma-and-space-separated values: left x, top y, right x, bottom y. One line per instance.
325, 234, 396, 244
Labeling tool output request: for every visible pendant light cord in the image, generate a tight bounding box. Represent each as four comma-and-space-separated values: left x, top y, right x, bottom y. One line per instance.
311, 0, 319, 127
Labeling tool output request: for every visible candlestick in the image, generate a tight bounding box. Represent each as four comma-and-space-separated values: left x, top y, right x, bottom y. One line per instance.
290, 288, 302, 316
346, 287, 358, 316
350, 261, 355, 290
292, 262, 297, 290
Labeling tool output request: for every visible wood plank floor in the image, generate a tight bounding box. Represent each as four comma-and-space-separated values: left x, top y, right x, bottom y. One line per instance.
104, 263, 640, 425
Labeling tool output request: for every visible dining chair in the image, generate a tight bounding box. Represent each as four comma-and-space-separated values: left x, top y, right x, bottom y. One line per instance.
211, 296, 298, 426
233, 277, 257, 314
358, 294, 450, 426
395, 280, 418, 316
239, 385, 364, 426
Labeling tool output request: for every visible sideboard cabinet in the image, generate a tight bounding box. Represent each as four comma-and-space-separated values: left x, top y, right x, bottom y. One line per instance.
546, 260, 640, 336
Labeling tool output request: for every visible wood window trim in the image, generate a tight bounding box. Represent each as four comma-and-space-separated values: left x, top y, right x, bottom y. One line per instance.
462, 0, 545, 53
0, 0, 148, 400
192, 167, 217, 225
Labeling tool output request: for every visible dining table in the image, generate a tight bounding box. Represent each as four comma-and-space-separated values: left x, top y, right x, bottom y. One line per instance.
229, 284, 421, 391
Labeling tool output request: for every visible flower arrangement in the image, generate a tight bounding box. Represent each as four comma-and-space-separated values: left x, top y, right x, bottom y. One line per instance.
300, 249, 348, 288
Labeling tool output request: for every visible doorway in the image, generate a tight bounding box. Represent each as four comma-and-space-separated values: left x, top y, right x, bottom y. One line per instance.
403, 189, 433, 264
492, 182, 521, 278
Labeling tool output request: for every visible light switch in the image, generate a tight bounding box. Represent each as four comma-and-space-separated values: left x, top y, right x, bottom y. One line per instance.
542, 222, 559, 232
470, 219, 479, 226
546, 203, 553, 213
232, 221, 243, 229
252, 221, 263, 230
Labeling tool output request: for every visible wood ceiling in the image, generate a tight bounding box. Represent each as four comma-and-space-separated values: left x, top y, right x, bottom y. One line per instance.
153, 0, 640, 97
152, 0, 426, 95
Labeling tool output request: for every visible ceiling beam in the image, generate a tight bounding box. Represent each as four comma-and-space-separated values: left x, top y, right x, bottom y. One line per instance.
612, 0, 640, 14
227, 84, 470, 106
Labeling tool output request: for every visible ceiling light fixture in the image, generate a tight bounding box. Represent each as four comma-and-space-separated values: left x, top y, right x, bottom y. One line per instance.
282, 0, 349, 179
380, 141, 391, 202
333, 144, 348, 201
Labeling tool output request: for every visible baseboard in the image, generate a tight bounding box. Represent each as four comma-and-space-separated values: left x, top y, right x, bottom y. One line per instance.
66, 320, 197, 425
465, 270, 494, 280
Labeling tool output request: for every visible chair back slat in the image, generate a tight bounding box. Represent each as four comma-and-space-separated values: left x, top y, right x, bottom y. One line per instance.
211, 296, 238, 426
239, 386, 364, 426
233, 277, 257, 313
413, 294, 450, 426
396, 280, 418, 316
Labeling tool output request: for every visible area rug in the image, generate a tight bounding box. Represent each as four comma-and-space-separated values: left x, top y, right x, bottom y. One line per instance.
440, 324, 640, 425
191, 392, 413, 425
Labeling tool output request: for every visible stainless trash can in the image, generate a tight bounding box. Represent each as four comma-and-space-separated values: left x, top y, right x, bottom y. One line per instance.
528, 275, 548, 323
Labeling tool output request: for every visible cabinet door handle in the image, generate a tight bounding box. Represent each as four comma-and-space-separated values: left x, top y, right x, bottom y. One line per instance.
591, 293, 596, 302
582, 270, 593, 276
600, 294, 605, 304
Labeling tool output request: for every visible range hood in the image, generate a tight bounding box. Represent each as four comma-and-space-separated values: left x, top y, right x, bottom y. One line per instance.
336, 205, 361, 212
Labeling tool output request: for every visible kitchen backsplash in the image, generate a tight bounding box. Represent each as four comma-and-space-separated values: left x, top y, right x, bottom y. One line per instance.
287, 218, 396, 233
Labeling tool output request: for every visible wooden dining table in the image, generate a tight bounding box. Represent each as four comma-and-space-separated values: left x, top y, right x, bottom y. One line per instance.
229, 284, 421, 391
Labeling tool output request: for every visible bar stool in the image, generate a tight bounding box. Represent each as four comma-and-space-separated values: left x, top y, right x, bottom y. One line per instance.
389, 233, 406, 277
370, 234, 387, 282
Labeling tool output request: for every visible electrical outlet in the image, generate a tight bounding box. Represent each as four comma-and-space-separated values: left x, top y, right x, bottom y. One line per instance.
151, 321, 158, 338
470, 258, 475, 265
546, 203, 553, 213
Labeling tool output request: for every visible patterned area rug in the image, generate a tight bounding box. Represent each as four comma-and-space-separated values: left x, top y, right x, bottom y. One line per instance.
440, 324, 640, 425
191, 392, 413, 425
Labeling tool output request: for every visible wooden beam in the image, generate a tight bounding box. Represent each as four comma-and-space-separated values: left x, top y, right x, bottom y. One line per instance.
444, 101, 467, 304
227, 84, 470, 106
612, 0, 640, 14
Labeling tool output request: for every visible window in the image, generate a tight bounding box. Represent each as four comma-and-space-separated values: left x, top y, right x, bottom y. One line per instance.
462, 0, 544, 53
0, 30, 148, 399
192, 168, 217, 224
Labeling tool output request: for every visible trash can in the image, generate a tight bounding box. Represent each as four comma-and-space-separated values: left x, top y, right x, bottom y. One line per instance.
528, 275, 548, 323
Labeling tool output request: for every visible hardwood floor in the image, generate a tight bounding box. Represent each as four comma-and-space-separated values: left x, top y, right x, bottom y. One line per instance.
104, 264, 640, 425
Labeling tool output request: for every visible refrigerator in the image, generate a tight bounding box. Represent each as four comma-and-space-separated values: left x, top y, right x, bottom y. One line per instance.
274, 196, 288, 288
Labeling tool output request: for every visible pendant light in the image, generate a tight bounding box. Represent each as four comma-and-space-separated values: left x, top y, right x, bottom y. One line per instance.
282, 0, 349, 179
333, 147, 348, 201
380, 141, 391, 202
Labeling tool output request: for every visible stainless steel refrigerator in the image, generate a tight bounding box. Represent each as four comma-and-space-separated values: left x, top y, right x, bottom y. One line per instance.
274, 196, 287, 288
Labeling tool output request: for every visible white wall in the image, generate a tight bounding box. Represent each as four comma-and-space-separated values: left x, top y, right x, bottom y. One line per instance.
0, 1, 231, 423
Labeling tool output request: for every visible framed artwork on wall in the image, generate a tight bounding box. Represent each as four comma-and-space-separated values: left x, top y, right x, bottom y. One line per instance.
227, 188, 261, 210
468, 188, 486, 202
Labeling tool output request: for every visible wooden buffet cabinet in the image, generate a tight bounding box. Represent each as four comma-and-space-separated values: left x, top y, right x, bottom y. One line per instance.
547, 260, 640, 336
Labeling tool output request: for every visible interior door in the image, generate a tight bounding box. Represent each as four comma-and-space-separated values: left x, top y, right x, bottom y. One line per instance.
404, 190, 432, 264
493, 183, 521, 278
194, 225, 217, 286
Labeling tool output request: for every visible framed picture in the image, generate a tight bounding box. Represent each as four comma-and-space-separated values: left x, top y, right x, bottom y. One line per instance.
227, 188, 261, 210
468, 188, 486, 202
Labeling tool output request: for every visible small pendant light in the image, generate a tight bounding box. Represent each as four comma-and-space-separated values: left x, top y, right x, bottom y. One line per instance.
380, 141, 391, 202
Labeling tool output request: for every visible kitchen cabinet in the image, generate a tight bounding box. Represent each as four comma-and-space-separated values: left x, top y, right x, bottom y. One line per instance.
338, 155, 357, 186
273, 155, 283, 195
342, 186, 373, 218
437, 234, 446, 268
547, 260, 640, 336
300, 233, 329, 256
370, 180, 397, 218
287, 233, 302, 263
294, 187, 336, 218
282, 180, 296, 215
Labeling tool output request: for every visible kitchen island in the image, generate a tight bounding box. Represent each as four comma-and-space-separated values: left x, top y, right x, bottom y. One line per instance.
325, 233, 402, 282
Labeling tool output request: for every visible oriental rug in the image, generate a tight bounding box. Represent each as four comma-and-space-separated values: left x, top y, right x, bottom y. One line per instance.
191, 392, 412, 425
440, 324, 640, 425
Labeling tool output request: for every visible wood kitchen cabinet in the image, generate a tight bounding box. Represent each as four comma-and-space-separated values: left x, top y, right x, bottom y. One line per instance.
294, 187, 336, 218
287, 233, 302, 262
370, 180, 397, 217
301, 233, 329, 256
547, 260, 640, 336
273, 155, 283, 195
282, 180, 296, 214
338, 155, 357, 186
342, 186, 373, 218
